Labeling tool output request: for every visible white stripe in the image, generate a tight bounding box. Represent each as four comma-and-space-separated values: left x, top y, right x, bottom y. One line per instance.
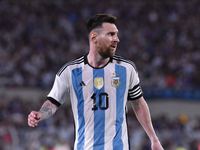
69, 73, 79, 150
131, 92, 142, 99
122, 117, 129, 150
104, 64, 116, 150
122, 84, 129, 150
129, 86, 140, 93
129, 89, 141, 97
82, 66, 94, 150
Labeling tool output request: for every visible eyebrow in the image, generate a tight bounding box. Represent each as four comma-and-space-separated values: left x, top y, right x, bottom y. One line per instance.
108, 31, 119, 35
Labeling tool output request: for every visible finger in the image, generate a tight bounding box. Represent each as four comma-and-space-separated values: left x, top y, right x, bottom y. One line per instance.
31, 111, 41, 120
28, 115, 39, 127
28, 111, 41, 127
29, 112, 40, 121
30, 111, 37, 118
28, 123, 37, 127
28, 119, 38, 127
28, 115, 37, 122
28, 116, 39, 124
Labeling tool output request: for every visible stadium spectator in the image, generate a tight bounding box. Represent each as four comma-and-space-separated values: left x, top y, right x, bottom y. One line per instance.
0, 0, 199, 93
0, 95, 200, 149
1, 0, 200, 150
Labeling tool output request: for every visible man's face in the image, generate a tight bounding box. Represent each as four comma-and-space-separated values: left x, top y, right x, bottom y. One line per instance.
95, 22, 120, 58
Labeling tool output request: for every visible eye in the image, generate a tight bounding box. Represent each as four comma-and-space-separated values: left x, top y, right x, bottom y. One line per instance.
109, 32, 115, 36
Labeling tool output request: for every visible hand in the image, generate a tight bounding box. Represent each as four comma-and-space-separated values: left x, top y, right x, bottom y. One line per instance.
151, 140, 164, 150
28, 111, 42, 127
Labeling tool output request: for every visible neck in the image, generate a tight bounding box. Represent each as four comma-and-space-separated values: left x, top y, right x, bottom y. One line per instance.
87, 51, 110, 68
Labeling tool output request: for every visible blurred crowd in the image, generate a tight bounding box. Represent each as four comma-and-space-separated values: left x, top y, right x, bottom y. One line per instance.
0, 96, 200, 150
1, 0, 200, 150
0, 0, 200, 90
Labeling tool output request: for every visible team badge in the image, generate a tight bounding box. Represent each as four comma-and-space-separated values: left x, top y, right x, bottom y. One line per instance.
111, 76, 121, 88
94, 77, 104, 89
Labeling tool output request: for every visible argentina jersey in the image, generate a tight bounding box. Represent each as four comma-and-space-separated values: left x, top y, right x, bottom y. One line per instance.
47, 54, 143, 150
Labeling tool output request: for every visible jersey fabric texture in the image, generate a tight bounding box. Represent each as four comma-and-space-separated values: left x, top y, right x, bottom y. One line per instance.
47, 54, 143, 150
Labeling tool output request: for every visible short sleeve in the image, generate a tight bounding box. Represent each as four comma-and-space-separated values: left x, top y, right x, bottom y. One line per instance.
128, 63, 143, 100
47, 74, 70, 105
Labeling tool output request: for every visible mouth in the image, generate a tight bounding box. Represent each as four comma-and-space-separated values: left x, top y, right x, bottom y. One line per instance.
111, 45, 117, 49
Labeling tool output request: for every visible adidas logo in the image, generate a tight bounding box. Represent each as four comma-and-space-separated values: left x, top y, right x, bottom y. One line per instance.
78, 81, 86, 87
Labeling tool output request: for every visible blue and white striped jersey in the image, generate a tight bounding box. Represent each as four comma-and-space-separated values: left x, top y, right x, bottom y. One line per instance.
47, 54, 143, 150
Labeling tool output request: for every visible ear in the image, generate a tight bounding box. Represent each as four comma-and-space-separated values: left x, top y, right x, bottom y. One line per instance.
90, 32, 97, 43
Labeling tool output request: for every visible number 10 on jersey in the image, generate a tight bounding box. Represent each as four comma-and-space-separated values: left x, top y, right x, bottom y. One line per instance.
91, 93, 109, 110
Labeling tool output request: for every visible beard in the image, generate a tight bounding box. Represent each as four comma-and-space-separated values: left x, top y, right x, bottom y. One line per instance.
98, 47, 116, 58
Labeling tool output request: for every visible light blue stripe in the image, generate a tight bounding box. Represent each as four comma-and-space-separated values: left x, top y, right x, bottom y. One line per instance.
93, 68, 105, 150
72, 67, 85, 150
113, 65, 127, 150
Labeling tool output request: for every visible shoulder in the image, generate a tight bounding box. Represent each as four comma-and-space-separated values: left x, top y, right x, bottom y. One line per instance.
57, 55, 85, 76
112, 55, 138, 72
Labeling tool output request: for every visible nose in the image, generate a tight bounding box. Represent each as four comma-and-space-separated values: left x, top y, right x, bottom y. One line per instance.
114, 35, 120, 43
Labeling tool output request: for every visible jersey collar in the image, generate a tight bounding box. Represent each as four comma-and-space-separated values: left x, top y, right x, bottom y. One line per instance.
84, 53, 113, 68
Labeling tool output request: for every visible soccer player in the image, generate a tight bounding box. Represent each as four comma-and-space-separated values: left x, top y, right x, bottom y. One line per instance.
28, 14, 164, 150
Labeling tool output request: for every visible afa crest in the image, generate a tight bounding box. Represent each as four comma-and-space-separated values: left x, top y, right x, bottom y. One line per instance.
111, 76, 121, 88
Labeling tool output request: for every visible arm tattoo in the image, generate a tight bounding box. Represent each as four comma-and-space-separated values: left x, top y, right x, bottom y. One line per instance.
39, 100, 58, 121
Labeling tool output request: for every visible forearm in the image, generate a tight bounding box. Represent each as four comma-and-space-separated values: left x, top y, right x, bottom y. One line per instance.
38, 100, 58, 121
131, 97, 158, 142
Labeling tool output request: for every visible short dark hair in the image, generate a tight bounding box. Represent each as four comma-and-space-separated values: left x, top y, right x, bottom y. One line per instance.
87, 13, 117, 35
